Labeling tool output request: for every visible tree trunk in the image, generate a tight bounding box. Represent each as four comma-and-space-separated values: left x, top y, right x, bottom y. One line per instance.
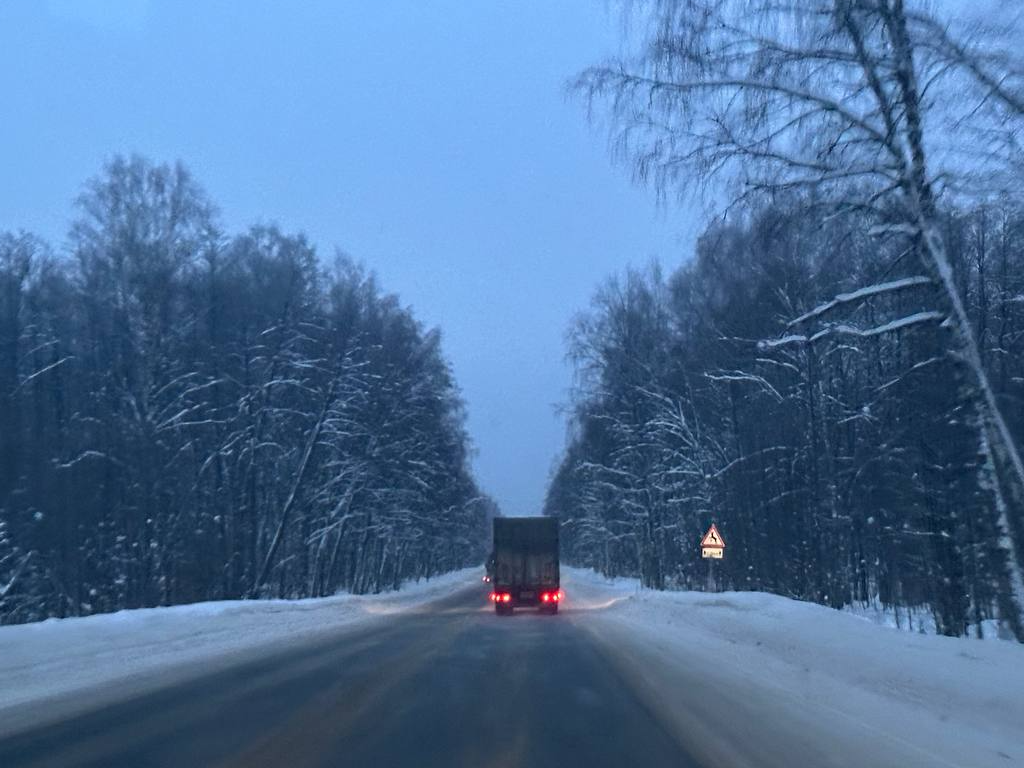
889, 1, 1024, 640
251, 380, 337, 597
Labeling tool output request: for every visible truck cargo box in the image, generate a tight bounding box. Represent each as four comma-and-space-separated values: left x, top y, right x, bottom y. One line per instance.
490, 517, 560, 614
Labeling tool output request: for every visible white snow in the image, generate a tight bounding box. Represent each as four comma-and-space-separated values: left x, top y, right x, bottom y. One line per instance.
813, 310, 946, 340
842, 600, 940, 634
0, 568, 479, 733
762, 309, 946, 348
4, 564, 1023, 767
789, 275, 933, 326
562, 567, 1024, 768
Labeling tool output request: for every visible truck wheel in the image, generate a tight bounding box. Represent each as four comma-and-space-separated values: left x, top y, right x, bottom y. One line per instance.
544, 604, 558, 615
496, 603, 512, 616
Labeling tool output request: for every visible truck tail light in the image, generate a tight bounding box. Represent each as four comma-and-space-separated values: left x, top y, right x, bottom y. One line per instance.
502, 593, 511, 603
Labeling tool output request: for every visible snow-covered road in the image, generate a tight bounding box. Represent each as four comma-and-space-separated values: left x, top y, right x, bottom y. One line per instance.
1, 566, 1021, 767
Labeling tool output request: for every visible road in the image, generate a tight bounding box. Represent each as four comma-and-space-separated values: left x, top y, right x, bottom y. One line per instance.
0, 585, 701, 768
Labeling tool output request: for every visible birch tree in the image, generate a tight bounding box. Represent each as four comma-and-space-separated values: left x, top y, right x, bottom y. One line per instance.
0, 157, 494, 624
575, 0, 1024, 639
548, 195, 1024, 637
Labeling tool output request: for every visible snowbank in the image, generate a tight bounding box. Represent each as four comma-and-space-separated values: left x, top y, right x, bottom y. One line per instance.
0, 568, 478, 730
562, 567, 1024, 768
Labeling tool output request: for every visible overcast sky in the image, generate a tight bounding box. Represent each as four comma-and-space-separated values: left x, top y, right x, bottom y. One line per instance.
0, 1, 699, 517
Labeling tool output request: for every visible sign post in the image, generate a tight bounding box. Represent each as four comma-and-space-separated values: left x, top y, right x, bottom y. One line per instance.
700, 524, 725, 592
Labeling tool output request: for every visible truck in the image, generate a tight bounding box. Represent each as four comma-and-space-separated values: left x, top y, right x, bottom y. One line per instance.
489, 516, 560, 615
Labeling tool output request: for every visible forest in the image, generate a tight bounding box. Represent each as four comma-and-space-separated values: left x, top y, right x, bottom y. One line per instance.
0, 156, 495, 625
547, 0, 1024, 641
546, 197, 1024, 638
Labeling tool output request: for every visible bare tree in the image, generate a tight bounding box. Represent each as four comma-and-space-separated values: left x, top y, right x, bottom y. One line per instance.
0, 158, 494, 624
575, 0, 1024, 638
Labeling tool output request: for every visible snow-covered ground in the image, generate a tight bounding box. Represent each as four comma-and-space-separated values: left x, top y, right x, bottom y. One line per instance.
842, 599, 1009, 639
4, 564, 1022, 766
563, 567, 1024, 768
0, 568, 478, 733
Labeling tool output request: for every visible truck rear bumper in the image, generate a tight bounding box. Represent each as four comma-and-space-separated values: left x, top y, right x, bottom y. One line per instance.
490, 587, 562, 608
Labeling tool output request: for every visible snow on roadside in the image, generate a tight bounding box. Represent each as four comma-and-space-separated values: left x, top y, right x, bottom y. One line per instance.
562, 566, 1024, 768
842, 600, 1008, 640
0, 567, 479, 719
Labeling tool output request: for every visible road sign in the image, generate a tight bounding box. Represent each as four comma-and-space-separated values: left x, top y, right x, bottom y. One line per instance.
700, 524, 725, 559
700, 523, 725, 548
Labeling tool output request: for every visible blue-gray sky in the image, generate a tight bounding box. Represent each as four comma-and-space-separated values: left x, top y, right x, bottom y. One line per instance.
0, 0, 697, 517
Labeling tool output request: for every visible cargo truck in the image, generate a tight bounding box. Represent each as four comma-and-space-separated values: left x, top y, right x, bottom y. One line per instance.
489, 517, 560, 615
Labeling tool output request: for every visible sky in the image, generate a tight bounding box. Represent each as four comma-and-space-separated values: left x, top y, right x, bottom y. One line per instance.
0, 1, 699, 517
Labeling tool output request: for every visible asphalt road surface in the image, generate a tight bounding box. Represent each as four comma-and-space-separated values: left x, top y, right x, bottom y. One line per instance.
0, 585, 702, 768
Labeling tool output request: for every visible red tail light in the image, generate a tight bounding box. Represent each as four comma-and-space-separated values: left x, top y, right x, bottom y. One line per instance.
502, 593, 511, 603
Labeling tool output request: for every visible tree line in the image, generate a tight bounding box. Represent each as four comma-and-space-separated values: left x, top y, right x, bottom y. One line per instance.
0, 156, 495, 624
546, 198, 1024, 639
548, 0, 1024, 640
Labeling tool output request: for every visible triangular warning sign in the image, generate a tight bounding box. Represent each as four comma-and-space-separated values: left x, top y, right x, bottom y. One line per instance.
700, 523, 725, 548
